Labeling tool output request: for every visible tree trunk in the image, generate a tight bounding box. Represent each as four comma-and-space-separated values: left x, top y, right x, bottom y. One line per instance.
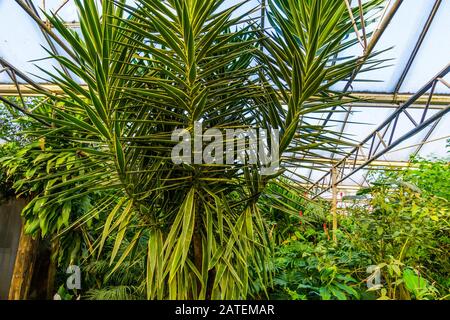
8, 225, 40, 300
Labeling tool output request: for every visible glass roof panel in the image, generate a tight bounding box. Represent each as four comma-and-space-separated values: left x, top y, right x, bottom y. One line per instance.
399, 0, 450, 94
1, 0, 448, 93
0, 0, 59, 83
331, 0, 439, 93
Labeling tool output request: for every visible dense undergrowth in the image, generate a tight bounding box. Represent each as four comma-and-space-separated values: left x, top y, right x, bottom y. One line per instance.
266, 157, 449, 300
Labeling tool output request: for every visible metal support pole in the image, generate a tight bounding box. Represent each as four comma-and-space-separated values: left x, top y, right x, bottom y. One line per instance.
393, 0, 442, 95
331, 166, 338, 244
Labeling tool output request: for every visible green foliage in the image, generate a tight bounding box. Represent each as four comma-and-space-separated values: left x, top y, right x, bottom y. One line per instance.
270, 157, 449, 301
1, 141, 107, 236
258, 180, 308, 245
401, 268, 440, 300
347, 158, 450, 299
0, 99, 23, 196
82, 239, 148, 300
0, 0, 383, 300
0, 100, 118, 268
0, 141, 19, 197
55, 285, 75, 300
271, 228, 367, 300
400, 157, 449, 200
3, 1, 446, 301
0, 97, 29, 143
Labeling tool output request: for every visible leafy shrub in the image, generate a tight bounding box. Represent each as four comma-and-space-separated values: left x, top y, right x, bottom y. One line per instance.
270, 157, 449, 300
271, 228, 368, 300
346, 158, 450, 299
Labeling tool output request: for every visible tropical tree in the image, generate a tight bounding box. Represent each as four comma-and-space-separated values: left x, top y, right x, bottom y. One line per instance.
3, 0, 384, 299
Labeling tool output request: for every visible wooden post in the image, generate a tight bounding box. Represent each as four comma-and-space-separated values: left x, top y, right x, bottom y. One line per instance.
331, 167, 338, 244
8, 225, 40, 300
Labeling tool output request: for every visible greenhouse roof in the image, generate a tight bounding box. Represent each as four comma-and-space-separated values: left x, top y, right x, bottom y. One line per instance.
0, 0, 449, 197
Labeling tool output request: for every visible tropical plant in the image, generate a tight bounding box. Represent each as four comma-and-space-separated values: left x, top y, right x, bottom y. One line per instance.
271, 226, 369, 300
0, 142, 18, 198
269, 156, 450, 301
0, 98, 33, 197
346, 159, 450, 300
258, 179, 307, 245
2, 0, 384, 299
0, 97, 30, 143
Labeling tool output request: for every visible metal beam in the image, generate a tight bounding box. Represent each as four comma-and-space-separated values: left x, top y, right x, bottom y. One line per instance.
322, 0, 404, 127
1, 84, 449, 107
412, 118, 441, 157
347, 103, 446, 110
24, 0, 72, 78
309, 63, 450, 198
0, 59, 49, 93
393, 0, 442, 95
14, 0, 77, 61
349, 92, 450, 106
328, 0, 441, 164
320, 0, 406, 169
295, 183, 371, 193
293, 157, 418, 169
